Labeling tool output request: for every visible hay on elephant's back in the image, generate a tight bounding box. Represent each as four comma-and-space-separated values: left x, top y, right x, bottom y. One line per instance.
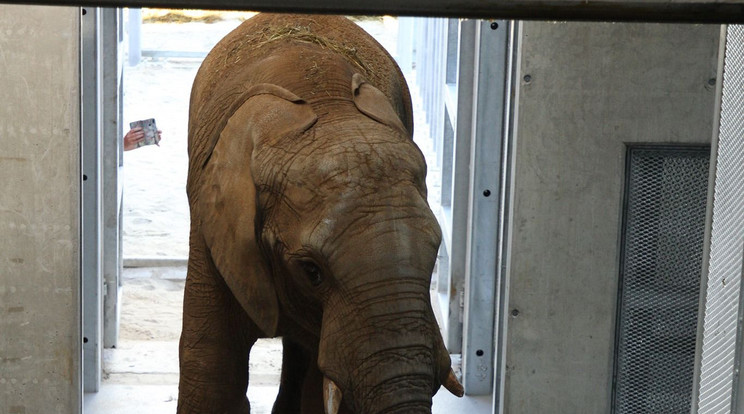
144, 12, 223, 24
142, 8, 256, 23
233, 24, 372, 73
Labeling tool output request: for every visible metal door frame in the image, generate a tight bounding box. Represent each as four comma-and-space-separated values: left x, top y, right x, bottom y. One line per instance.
6, 0, 744, 23
461, 19, 513, 397
81, 6, 122, 393
81, 6, 103, 393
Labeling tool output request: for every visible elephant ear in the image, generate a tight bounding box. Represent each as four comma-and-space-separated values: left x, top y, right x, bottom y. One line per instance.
200, 83, 315, 168
351, 73, 408, 135
199, 84, 317, 337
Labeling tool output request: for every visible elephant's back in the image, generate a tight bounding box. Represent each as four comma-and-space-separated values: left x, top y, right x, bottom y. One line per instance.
191, 14, 409, 114
187, 14, 412, 183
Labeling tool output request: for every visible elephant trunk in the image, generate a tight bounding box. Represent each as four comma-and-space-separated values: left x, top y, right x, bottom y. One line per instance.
316, 209, 462, 412
323, 375, 433, 414
318, 279, 452, 414
323, 344, 438, 413
324, 376, 432, 414
350, 349, 437, 414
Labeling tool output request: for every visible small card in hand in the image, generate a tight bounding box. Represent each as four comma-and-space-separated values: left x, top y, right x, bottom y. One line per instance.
129, 118, 160, 148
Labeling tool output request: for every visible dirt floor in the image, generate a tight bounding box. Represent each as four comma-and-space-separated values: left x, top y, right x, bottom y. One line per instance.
91, 266, 282, 414
114, 268, 283, 387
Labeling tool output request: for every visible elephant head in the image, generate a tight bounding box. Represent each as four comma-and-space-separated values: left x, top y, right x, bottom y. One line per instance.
182, 13, 463, 414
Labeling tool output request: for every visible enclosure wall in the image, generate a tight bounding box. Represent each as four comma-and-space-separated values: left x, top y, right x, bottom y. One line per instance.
0, 5, 81, 413
504, 22, 720, 412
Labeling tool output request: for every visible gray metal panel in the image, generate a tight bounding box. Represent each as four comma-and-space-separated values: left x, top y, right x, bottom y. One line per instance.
697, 24, 744, 414
613, 147, 709, 414
461, 19, 510, 396
81, 6, 103, 393
508, 22, 719, 413
4, 0, 744, 23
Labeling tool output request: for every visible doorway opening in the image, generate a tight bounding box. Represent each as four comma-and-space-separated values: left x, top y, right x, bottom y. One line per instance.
84, 9, 483, 413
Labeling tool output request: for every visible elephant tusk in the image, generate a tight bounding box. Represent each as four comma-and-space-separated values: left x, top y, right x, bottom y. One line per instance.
323, 376, 343, 414
443, 368, 465, 397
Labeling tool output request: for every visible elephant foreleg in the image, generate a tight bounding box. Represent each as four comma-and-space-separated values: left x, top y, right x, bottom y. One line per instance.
178, 231, 258, 414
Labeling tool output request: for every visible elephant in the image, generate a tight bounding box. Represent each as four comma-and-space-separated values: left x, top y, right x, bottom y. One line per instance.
178, 13, 464, 414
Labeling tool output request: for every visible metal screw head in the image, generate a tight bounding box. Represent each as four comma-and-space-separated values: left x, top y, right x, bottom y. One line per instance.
490, 22, 499, 30
708, 78, 716, 86
511, 309, 520, 317
523, 74, 532, 83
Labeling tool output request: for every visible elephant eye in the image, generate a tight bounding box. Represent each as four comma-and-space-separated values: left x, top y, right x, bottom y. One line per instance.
300, 261, 323, 287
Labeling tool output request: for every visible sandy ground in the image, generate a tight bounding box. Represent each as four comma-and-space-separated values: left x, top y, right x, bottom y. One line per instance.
92, 14, 462, 414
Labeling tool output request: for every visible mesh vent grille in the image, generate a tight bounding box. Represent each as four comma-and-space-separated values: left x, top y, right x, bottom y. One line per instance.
697, 25, 744, 413
613, 147, 710, 413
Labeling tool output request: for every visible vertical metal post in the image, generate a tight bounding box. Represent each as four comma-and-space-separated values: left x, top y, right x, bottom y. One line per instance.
493, 21, 518, 413
81, 6, 103, 393
128, 8, 141, 66
439, 18, 478, 355
101, 7, 122, 349
461, 19, 511, 396
439, 20, 456, 212
396, 16, 414, 76
433, 19, 446, 169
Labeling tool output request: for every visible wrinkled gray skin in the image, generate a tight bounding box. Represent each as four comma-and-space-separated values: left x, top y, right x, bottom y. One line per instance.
178, 13, 462, 414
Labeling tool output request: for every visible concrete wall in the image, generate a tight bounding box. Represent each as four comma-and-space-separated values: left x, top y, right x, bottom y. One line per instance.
504, 22, 720, 412
0, 5, 81, 413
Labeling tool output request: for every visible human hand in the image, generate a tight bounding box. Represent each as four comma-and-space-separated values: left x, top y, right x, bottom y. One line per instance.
124, 127, 145, 151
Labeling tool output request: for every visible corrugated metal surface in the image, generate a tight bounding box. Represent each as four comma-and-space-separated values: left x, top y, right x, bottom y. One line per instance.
697, 25, 744, 414
614, 147, 709, 414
